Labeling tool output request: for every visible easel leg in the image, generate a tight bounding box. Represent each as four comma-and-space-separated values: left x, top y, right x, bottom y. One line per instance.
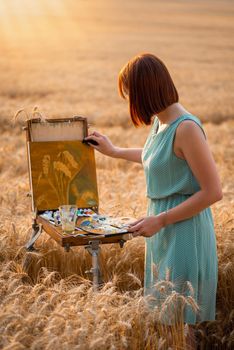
85, 240, 103, 292
25, 220, 43, 251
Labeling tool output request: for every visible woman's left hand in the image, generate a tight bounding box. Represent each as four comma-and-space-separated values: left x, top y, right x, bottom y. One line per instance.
127, 214, 165, 238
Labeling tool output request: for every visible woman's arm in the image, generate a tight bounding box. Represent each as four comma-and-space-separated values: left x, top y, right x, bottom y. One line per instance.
129, 121, 223, 237
112, 147, 143, 163
84, 131, 143, 163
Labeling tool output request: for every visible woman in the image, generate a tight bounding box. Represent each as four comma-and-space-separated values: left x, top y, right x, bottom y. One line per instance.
84, 53, 222, 348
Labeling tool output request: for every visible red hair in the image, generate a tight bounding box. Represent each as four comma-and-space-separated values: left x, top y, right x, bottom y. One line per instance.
118, 53, 179, 126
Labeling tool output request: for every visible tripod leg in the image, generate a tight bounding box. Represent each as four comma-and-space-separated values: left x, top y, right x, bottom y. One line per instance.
85, 240, 103, 291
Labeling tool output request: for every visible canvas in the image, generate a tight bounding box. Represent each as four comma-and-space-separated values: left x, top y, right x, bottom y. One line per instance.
29, 140, 99, 211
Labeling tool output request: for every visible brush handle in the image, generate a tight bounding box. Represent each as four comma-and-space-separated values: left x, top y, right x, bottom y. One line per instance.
82, 138, 99, 146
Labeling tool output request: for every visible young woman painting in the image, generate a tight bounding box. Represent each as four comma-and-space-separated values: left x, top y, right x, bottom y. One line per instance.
84, 53, 222, 348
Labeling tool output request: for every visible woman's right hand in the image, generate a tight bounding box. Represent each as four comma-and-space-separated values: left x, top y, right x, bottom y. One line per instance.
84, 131, 118, 157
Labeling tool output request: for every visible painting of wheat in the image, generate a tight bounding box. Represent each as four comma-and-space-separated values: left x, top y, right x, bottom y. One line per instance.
29, 141, 99, 210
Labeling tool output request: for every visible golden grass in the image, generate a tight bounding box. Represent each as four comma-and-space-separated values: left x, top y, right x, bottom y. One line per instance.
0, 0, 233, 349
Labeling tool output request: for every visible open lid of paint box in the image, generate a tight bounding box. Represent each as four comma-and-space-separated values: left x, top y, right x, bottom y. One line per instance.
25, 116, 99, 213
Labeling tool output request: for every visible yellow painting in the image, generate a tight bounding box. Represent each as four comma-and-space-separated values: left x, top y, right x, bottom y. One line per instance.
29, 141, 99, 210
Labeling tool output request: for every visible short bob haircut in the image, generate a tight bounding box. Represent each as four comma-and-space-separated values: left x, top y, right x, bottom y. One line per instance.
118, 53, 179, 126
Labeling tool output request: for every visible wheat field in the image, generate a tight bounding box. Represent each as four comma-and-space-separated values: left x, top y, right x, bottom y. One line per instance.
0, 0, 233, 349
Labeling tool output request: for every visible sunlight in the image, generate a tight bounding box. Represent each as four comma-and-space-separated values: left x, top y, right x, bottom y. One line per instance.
0, 0, 71, 49
0, 0, 67, 17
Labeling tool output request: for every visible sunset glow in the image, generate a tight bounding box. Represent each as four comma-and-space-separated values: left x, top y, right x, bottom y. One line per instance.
0, 0, 76, 49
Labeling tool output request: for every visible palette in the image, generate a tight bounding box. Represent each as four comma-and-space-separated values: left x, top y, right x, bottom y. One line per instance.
39, 209, 135, 236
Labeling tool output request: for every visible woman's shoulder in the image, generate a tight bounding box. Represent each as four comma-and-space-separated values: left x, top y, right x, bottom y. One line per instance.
176, 113, 202, 125
175, 114, 206, 140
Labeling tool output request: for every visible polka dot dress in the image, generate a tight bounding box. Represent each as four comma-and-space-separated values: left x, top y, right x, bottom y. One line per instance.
141, 113, 218, 325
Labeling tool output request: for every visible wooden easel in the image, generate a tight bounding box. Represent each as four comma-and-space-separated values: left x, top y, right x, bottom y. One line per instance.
24, 116, 133, 291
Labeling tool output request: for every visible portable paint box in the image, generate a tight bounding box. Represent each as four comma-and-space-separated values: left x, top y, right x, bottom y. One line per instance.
24, 116, 134, 290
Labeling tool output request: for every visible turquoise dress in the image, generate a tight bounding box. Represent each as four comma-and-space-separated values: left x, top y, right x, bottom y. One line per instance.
141, 113, 218, 325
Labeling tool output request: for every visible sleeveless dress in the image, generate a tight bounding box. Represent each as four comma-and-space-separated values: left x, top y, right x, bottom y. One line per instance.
141, 113, 218, 325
